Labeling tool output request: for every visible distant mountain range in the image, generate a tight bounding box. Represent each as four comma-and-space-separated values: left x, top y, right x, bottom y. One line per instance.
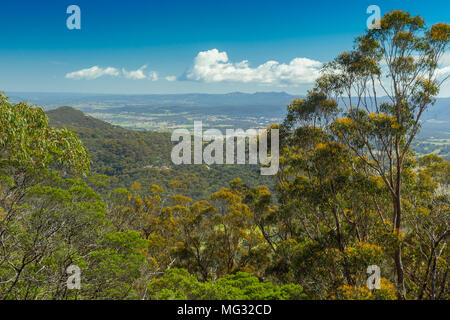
7, 91, 449, 136
8, 91, 298, 109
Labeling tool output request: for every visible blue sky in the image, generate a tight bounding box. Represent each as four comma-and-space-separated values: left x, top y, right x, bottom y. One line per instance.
1, 0, 449, 95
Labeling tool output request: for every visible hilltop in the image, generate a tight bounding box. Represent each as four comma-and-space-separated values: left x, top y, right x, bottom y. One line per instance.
47, 106, 118, 130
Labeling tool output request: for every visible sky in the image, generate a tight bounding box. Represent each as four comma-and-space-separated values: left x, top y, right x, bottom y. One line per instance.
1, 0, 449, 95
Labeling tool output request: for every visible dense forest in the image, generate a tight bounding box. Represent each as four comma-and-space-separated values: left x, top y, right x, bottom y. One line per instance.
46, 106, 275, 201
0, 11, 449, 300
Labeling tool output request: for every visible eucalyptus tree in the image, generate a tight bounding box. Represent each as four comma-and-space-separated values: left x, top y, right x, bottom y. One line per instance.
281, 11, 449, 298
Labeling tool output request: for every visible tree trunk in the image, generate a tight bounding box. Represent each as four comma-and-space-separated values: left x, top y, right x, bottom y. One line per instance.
393, 189, 406, 299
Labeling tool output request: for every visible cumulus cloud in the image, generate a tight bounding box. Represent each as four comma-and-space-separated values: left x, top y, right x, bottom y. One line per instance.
183, 49, 322, 85
437, 53, 450, 77
437, 66, 450, 76
65, 66, 120, 80
165, 75, 177, 81
436, 56, 450, 96
67, 65, 159, 80
439, 52, 450, 66
122, 65, 148, 80
148, 71, 159, 81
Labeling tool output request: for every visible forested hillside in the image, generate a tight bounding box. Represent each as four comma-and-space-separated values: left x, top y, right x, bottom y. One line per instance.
46, 106, 275, 201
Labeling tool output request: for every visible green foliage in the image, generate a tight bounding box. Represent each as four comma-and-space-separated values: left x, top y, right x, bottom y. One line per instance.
0, 93, 89, 176
84, 231, 148, 299
147, 268, 306, 300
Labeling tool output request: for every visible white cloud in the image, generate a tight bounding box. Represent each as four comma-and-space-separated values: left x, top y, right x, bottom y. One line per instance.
437, 66, 450, 76
436, 51, 450, 72
436, 53, 450, 96
437, 53, 450, 77
148, 71, 159, 81
65, 66, 120, 80
184, 49, 322, 85
165, 75, 176, 81
439, 52, 450, 66
122, 65, 148, 80
67, 65, 158, 81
